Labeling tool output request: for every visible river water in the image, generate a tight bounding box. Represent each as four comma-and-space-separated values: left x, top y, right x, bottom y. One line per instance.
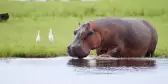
0, 56, 168, 84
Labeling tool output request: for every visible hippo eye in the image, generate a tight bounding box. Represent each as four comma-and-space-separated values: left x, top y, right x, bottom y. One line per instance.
87, 31, 93, 36
84, 31, 93, 39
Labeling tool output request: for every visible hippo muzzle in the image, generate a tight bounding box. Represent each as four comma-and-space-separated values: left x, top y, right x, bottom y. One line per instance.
67, 43, 90, 59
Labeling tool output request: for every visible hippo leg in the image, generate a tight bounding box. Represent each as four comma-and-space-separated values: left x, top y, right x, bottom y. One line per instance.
145, 46, 156, 57
106, 47, 120, 57
97, 47, 120, 57
150, 47, 156, 57
96, 48, 108, 56
145, 52, 154, 58
150, 52, 154, 57
145, 51, 155, 57
96, 48, 112, 57
99, 54, 111, 57
145, 52, 151, 57
96, 40, 123, 57
151, 45, 157, 57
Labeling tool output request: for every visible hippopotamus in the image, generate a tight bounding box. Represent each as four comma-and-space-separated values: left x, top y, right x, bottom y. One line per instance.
67, 17, 158, 59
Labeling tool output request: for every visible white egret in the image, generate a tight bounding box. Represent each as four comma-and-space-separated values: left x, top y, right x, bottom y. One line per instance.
48, 28, 54, 42
36, 30, 40, 43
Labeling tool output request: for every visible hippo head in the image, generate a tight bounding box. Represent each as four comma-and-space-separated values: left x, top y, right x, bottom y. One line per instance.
67, 22, 102, 59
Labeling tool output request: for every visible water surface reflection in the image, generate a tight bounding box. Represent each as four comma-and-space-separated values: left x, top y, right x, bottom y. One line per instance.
67, 58, 156, 74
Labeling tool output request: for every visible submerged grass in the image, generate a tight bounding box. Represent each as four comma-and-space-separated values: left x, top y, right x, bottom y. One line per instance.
0, 0, 168, 57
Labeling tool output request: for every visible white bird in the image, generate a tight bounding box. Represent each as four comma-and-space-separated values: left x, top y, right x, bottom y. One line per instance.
36, 30, 40, 43
48, 28, 54, 42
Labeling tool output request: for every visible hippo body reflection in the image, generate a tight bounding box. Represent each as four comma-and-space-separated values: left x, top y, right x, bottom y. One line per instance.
67, 58, 156, 68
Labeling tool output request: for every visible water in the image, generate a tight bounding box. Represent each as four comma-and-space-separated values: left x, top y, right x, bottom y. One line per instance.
0, 56, 168, 84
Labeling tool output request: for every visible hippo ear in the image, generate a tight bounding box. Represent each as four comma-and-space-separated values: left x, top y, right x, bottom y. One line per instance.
87, 23, 96, 30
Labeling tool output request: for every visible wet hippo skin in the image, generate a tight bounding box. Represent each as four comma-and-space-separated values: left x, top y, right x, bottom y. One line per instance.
67, 17, 158, 59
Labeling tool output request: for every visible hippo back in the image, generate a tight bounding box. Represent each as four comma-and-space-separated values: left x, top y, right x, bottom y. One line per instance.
90, 17, 152, 57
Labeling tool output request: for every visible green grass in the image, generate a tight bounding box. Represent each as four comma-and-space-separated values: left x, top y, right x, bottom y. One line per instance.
1, 0, 168, 17
0, 0, 168, 58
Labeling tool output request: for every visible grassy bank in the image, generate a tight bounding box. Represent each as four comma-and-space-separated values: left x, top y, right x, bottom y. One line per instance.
1, 0, 168, 17
0, 0, 168, 58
